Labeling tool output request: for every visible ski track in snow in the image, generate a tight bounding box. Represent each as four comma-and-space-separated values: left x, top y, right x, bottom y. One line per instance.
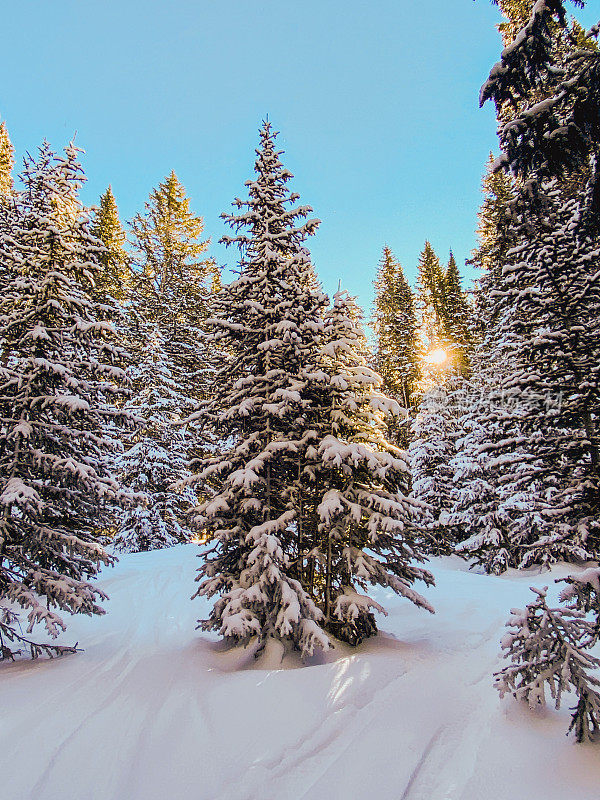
2, 545, 600, 800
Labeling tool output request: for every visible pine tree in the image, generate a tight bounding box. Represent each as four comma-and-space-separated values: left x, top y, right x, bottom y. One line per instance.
468, 154, 517, 333
417, 241, 446, 343
372, 245, 420, 418
188, 122, 332, 658
416, 241, 450, 390
113, 326, 197, 552
452, 0, 600, 572
448, 362, 528, 574
481, 1, 600, 209
495, 586, 600, 742
0, 142, 129, 659
90, 185, 131, 304
130, 170, 219, 402
440, 252, 472, 374
302, 290, 435, 644
409, 384, 461, 555
0, 120, 14, 197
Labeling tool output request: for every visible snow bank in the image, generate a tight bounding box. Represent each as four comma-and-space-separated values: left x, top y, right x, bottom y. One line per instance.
2, 545, 599, 800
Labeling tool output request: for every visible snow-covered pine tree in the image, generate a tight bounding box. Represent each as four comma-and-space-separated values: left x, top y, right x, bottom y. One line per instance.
129, 170, 219, 403
495, 586, 600, 742
448, 373, 521, 574
0, 142, 129, 659
0, 119, 14, 197
468, 153, 517, 335
187, 122, 332, 658
453, 1, 600, 572
372, 245, 420, 423
485, 182, 600, 566
117, 172, 218, 553
113, 325, 197, 552
481, 0, 600, 210
91, 185, 131, 305
303, 290, 435, 644
408, 384, 460, 555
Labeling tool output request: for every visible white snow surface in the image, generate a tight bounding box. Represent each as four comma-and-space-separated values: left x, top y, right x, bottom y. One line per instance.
2, 545, 600, 800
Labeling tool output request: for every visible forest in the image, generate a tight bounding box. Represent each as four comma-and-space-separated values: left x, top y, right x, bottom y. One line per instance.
1, 0, 600, 782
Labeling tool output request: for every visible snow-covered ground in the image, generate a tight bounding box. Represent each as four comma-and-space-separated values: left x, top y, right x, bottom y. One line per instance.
2, 545, 599, 800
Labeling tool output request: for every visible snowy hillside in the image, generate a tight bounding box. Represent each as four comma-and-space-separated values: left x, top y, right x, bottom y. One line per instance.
2, 545, 600, 800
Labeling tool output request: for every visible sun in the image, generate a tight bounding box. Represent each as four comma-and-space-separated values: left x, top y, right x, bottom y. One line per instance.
425, 348, 448, 365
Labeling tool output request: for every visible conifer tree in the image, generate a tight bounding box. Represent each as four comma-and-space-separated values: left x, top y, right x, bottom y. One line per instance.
474, 0, 600, 567
417, 241, 446, 343
495, 586, 600, 742
130, 170, 219, 401
408, 384, 460, 555
440, 252, 473, 374
450, 0, 600, 572
0, 142, 129, 658
90, 185, 131, 304
372, 245, 420, 416
470, 155, 515, 275
188, 125, 436, 656
188, 123, 332, 658
303, 290, 435, 643
481, 0, 600, 209
0, 120, 14, 197
113, 327, 197, 552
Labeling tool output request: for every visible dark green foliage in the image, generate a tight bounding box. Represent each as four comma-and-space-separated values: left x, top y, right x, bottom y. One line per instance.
372, 245, 420, 432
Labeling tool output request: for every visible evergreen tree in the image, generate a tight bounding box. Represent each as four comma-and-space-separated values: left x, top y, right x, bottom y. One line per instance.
440, 252, 473, 374
188, 123, 332, 658
448, 362, 529, 574
130, 170, 219, 402
452, 0, 600, 572
90, 185, 131, 304
495, 586, 600, 742
188, 125, 435, 656
0, 120, 14, 197
408, 384, 460, 555
303, 290, 435, 644
113, 326, 197, 552
469, 154, 515, 276
0, 142, 129, 658
417, 241, 446, 342
481, 0, 600, 210
372, 245, 420, 417
496, 183, 599, 564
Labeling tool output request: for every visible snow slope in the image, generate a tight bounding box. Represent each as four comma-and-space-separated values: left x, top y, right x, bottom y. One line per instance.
2, 545, 600, 800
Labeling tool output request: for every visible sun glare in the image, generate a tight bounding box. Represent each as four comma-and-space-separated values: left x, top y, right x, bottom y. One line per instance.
425, 348, 448, 365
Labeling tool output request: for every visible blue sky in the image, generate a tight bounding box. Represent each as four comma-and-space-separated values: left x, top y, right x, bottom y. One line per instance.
2, 1, 597, 313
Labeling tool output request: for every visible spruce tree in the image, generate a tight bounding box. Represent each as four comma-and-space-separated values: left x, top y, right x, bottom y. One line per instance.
372, 245, 420, 418
0, 120, 14, 197
303, 290, 435, 644
130, 170, 219, 402
495, 586, 600, 742
416, 241, 449, 389
409, 384, 461, 555
440, 252, 473, 374
451, 0, 600, 572
188, 123, 332, 658
481, 0, 600, 208
113, 326, 197, 553
0, 142, 129, 658
417, 241, 446, 340
90, 185, 131, 304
